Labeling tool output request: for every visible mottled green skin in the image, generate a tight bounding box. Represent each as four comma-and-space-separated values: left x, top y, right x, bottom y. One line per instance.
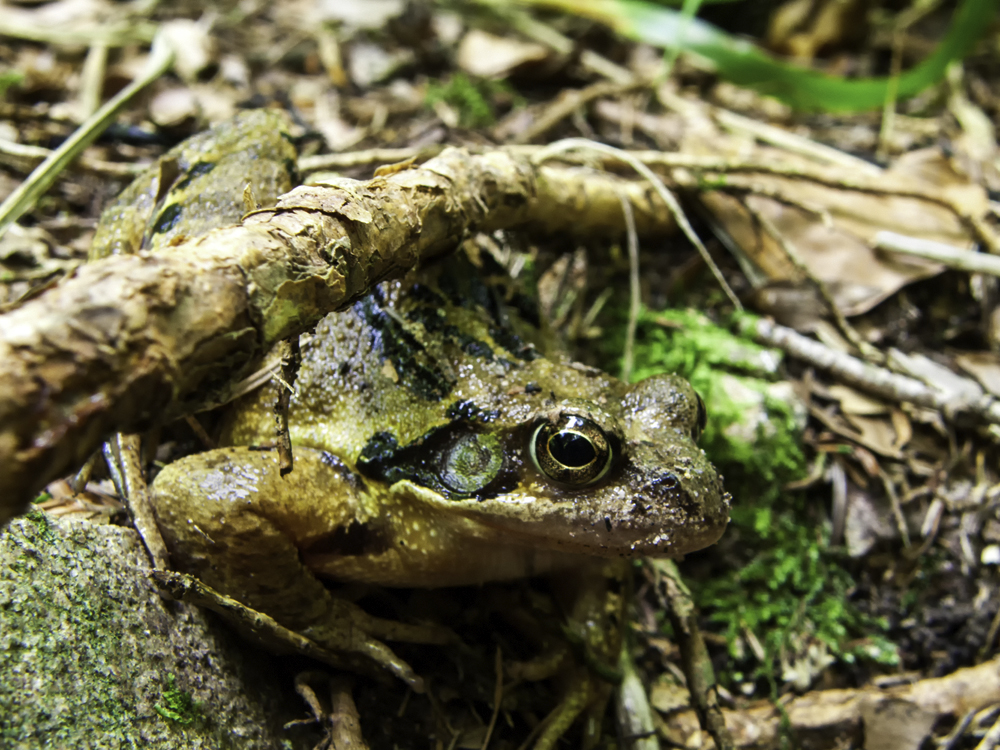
89, 109, 296, 260
112, 113, 731, 690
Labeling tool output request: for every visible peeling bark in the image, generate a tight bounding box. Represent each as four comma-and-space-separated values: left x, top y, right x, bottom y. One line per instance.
0, 148, 675, 525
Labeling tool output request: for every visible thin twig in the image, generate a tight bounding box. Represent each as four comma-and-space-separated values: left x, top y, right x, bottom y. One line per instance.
480, 647, 503, 750
0, 29, 174, 239
939, 708, 980, 750
534, 138, 742, 310
876, 0, 943, 161
79, 41, 108, 120
976, 714, 1000, 750
0, 137, 143, 178
104, 433, 171, 569
300, 146, 445, 174
513, 79, 648, 144
982, 601, 1000, 662
741, 316, 1000, 425
0, 9, 156, 46
880, 469, 912, 549
875, 230, 1000, 276
618, 192, 641, 383
474, 0, 634, 84
710, 107, 884, 175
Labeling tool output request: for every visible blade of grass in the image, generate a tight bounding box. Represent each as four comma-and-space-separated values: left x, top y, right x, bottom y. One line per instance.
0, 31, 174, 240
662, 0, 706, 75
522, 0, 999, 112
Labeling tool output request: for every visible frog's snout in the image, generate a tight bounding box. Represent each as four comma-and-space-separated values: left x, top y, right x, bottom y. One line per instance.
615, 373, 731, 555
618, 439, 730, 556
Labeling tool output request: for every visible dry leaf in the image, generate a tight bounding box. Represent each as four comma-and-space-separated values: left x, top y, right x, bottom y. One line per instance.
456, 29, 549, 79
828, 384, 890, 416
954, 351, 1000, 397
861, 698, 937, 750
890, 409, 913, 452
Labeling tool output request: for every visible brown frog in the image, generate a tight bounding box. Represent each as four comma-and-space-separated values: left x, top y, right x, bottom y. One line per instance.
94, 109, 731, 746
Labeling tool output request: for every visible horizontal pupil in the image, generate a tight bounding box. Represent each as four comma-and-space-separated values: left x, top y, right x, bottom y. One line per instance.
548, 431, 596, 468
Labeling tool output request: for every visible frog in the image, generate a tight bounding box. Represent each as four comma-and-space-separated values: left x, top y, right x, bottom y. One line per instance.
88, 107, 297, 260
90, 109, 731, 746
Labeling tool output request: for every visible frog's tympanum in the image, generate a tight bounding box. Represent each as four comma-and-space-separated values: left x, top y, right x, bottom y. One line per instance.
103, 110, 730, 745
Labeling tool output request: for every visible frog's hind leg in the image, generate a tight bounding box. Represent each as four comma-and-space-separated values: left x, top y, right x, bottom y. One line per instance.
152, 567, 423, 689
150, 446, 444, 689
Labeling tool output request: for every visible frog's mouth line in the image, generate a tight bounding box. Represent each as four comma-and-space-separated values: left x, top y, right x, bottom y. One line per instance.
384, 479, 731, 559
467, 508, 731, 559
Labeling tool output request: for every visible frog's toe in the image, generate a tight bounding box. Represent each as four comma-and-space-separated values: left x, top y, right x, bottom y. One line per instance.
353, 608, 457, 646
506, 645, 571, 682
303, 598, 438, 691
152, 569, 425, 690
353, 637, 425, 693
302, 619, 424, 692
532, 677, 596, 750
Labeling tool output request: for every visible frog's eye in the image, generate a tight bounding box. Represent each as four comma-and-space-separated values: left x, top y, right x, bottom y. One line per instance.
530, 415, 613, 486
693, 393, 708, 443
440, 432, 503, 494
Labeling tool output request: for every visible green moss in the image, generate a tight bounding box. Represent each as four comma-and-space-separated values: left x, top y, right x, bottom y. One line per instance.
32, 490, 53, 504
0, 520, 137, 746
626, 308, 805, 509
0, 70, 22, 98
155, 674, 200, 726
605, 306, 896, 686
424, 73, 522, 127
700, 515, 898, 684
22, 509, 58, 544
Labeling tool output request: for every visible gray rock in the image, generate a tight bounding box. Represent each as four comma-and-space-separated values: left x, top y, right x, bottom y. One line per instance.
0, 512, 309, 749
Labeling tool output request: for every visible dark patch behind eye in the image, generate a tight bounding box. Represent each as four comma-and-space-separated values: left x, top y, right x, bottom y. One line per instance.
489, 326, 540, 361
460, 336, 494, 360
358, 426, 517, 501
357, 431, 401, 476
320, 451, 363, 491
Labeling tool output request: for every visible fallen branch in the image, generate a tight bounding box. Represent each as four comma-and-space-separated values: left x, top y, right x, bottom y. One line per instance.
661, 656, 1000, 749
741, 316, 1000, 426
0, 147, 675, 525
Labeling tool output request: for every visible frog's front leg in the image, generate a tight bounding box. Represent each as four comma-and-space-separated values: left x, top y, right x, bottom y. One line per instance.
150, 446, 449, 689
506, 559, 628, 750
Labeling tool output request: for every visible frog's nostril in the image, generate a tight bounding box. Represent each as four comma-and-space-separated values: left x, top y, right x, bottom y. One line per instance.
634, 469, 714, 518
646, 471, 680, 492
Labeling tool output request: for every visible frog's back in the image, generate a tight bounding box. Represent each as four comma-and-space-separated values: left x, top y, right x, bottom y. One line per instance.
226, 248, 557, 463
89, 109, 296, 259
